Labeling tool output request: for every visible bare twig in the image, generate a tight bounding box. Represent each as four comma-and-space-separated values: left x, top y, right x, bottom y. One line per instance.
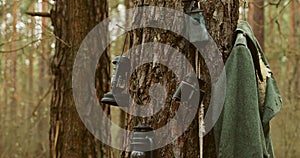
275, 20, 283, 37
0, 39, 41, 53
269, 0, 292, 23
0, 37, 33, 47
249, 0, 282, 8
30, 85, 52, 117
30, 19, 72, 48
116, 24, 129, 31
269, 0, 282, 8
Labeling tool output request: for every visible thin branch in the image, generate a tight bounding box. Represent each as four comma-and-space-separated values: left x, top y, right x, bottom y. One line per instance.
0, 35, 46, 47
268, 0, 282, 8
249, 0, 282, 9
248, 1, 268, 9
30, 85, 52, 117
34, 22, 72, 48
25, 11, 51, 17
275, 20, 283, 37
27, 18, 72, 48
0, 39, 41, 53
269, 0, 293, 23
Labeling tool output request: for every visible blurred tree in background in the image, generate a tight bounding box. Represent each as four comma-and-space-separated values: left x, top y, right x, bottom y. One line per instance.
0, 0, 53, 157
263, 0, 300, 157
0, 0, 299, 157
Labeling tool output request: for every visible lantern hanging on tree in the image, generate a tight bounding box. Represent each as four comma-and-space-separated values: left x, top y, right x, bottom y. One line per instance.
101, 56, 131, 106
172, 73, 206, 105
186, 0, 209, 43
130, 125, 156, 158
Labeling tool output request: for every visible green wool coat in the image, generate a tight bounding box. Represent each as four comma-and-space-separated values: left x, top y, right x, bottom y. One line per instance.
213, 21, 282, 158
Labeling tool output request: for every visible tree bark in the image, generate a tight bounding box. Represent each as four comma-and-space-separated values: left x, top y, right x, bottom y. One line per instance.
124, 0, 239, 157
50, 0, 111, 157
197, 1, 239, 157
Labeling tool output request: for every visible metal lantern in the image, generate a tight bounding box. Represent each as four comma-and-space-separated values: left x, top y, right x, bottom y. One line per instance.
101, 92, 118, 106
172, 74, 205, 104
130, 125, 156, 158
111, 56, 131, 93
186, 1, 209, 43
101, 56, 131, 106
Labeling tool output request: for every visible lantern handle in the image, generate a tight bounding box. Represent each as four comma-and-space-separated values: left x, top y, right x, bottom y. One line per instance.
197, 0, 201, 10
146, 136, 154, 158
116, 24, 130, 58
243, 0, 248, 20
187, 0, 196, 14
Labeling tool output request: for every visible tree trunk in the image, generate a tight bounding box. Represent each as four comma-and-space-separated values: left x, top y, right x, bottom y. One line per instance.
36, 0, 49, 154
29, 4, 35, 110
39, 0, 47, 94
248, 0, 265, 50
50, 0, 111, 157
3, 10, 9, 111
289, 0, 298, 49
2, 7, 9, 151
124, 0, 239, 158
11, 0, 18, 113
268, 3, 274, 45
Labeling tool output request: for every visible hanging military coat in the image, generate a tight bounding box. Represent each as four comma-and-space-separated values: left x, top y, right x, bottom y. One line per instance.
213, 21, 282, 158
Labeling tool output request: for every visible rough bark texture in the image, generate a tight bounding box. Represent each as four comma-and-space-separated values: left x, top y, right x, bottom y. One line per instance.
248, 0, 265, 50
122, 2, 199, 157
50, 0, 111, 157
201, 1, 239, 157
124, 0, 239, 158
